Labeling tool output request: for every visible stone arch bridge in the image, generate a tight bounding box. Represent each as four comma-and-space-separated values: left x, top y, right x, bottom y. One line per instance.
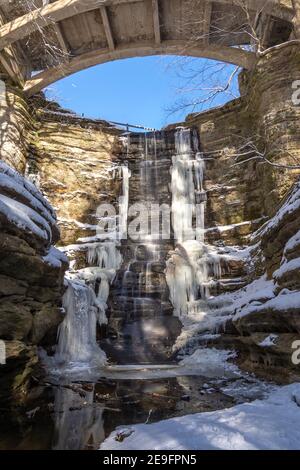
0, 0, 298, 96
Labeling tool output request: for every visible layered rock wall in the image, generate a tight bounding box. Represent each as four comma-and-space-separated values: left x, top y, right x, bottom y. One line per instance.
187, 43, 300, 243
0, 80, 32, 173
0, 86, 68, 404
0, 161, 68, 403
30, 98, 123, 265
1, 43, 300, 387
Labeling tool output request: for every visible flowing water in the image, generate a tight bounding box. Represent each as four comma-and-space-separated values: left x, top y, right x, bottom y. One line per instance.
100, 130, 182, 364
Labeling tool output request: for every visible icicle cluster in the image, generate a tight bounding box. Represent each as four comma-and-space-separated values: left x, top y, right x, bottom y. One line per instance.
118, 165, 131, 240
166, 128, 222, 317
87, 241, 122, 269
55, 279, 107, 366
54, 163, 130, 368
171, 128, 206, 243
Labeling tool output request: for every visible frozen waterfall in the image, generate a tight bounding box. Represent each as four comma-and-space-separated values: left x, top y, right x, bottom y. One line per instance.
55, 279, 107, 367
118, 165, 131, 240
166, 128, 221, 317
52, 163, 130, 369
171, 128, 206, 243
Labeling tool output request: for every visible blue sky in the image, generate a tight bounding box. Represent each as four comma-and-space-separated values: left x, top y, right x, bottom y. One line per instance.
46, 56, 239, 130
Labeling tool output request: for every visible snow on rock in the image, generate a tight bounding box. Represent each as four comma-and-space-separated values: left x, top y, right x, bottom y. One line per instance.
42, 247, 69, 269
233, 290, 300, 320
100, 383, 300, 450
58, 217, 98, 231
258, 182, 300, 238
0, 161, 56, 220
274, 257, 300, 280
0, 193, 51, 241
230, 275, 275, 320
180, 348, 239, 376
284, 229, 300, 254
0, 172, 56, 226
258, 334, 279, 347
0, 161, 59, 248
205, 220, 255, 234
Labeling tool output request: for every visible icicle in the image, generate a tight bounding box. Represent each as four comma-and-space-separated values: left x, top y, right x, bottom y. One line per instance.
55, 279, 107, 366
171, 128, 206, 243
87, 242, 122, 269
119, 165, 131, 240
166, 241, 223, 317
167, 128, 220, 317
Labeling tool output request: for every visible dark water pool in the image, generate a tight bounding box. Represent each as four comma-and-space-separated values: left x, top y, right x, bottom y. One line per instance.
0, 374, 270, 450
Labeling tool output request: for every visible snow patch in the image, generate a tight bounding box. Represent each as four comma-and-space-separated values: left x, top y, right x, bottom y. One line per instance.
258, 334, 279, 348
43, 247, 69, 268
101, 383, 300, 450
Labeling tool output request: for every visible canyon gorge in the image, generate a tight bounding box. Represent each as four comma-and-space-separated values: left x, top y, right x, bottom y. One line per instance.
0, 0, 300, 451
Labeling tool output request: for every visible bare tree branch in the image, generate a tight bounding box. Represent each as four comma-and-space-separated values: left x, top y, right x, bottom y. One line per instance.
229, 135, 300, 170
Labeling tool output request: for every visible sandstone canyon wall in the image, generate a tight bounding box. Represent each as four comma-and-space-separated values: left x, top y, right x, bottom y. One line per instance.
180, 44, 300, 380
0, 43, 300, 400
0, 83, 69, 405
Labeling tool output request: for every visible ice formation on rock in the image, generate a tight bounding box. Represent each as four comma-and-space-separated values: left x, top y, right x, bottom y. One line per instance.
166, 128, 221, 317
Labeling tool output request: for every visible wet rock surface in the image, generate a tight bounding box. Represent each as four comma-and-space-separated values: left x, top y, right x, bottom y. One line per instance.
102, 132, 182, 364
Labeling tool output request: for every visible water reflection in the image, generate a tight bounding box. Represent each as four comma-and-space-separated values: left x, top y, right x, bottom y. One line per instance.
53, 386, 105, 450
0, 374, 271, 450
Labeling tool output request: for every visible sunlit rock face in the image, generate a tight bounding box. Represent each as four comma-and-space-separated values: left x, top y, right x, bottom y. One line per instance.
0, 82, 31, 173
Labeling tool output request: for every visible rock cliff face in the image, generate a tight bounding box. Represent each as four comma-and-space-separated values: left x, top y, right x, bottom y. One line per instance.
0, 160, 68, 403
0, 80, 32, 173
0, 85, 69, 404
187, 43, 300, 232
30, 97, 123, 259
169, 44, 300, 380
0, 43, 300, 392
220, 183, 300, 382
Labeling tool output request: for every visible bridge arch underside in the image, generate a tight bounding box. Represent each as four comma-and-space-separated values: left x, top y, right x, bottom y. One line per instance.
25, 43, 256, 96
0, 0, 295, 97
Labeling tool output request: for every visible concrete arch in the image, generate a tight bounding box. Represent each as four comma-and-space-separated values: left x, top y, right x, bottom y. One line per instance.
24, 41, 257, 96
0, 0, 295, 94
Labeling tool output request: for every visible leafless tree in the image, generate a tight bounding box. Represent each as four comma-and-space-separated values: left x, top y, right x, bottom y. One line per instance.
229, 134, 300, 170
16, 0, 71, 68
166, 0, 297, 118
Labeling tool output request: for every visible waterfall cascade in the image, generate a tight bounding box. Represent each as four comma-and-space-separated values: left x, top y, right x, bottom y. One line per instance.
54, 128, 224, 368
171, 128, 206, 243
112, 165, 131, 240
166, 128, 222, 317
100, 131, 181, 364
54, 164, 129, 368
